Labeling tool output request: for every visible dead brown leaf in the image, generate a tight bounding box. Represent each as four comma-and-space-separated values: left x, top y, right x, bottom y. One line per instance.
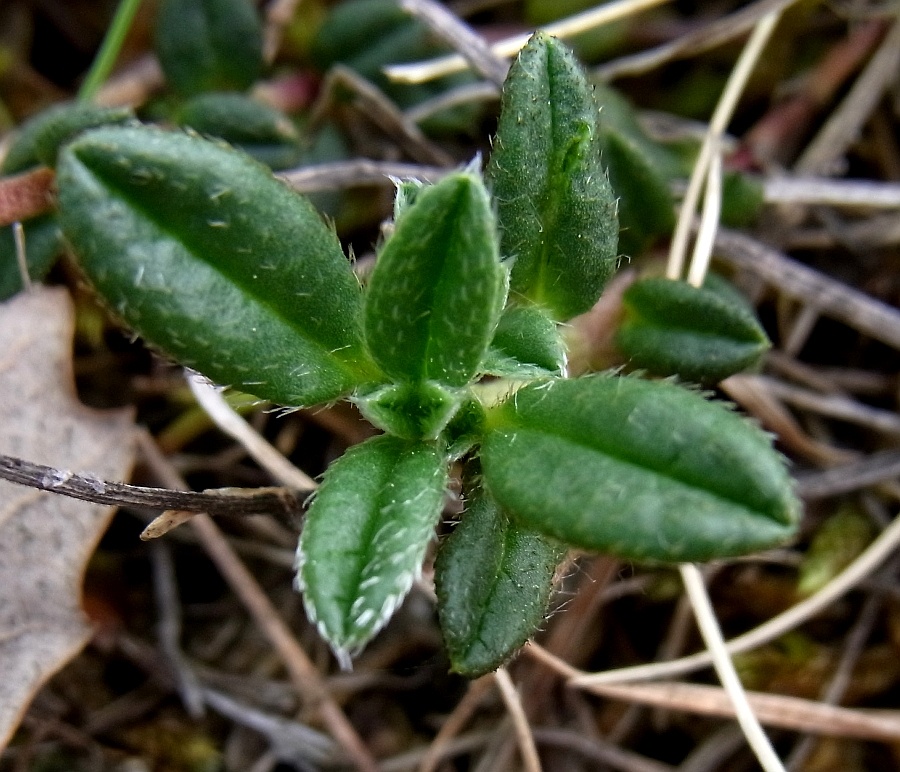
0, 287, 134, 749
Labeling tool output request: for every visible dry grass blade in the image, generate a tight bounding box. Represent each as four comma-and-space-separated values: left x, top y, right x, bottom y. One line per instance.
578, 680, 900, 743
398, 0, 508, 85
679, 564, 784, 771
594, 0, 795, 81
795, 18, 900, 175
493, 668, 542, 772
572, 512, 900, 687
384, 0, 671, 84
280, 160, 449, 192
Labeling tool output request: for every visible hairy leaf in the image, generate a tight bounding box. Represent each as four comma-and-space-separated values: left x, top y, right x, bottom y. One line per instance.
617, 274, 770, 383
1, 103, 134, 175
295, 435, 447, 666
155, 0, 263, 96
354, 381, 462, 440
57, 125, 370, 406
481, 375, 800, 562
486, 33, 618, 321
484, 303, 566, 377
364, 171, 505, 387
599, 126, 675, 258
174, 92, 304, 171
436, 484, 562, 677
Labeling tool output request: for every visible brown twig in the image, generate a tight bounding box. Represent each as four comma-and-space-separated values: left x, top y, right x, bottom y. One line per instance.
714, 228, 900, 351
0, 452, 307, 518
0, 167, 55, 227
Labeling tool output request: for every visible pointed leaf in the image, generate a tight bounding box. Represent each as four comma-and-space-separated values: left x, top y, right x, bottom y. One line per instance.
436, 484, 563, 677
296, 435, 448, 666
155, 0, 263, 96
364, 172, 505, 386
484, 303, 566, 377
617, 274, 770, 384
486, 33, 618, 321
481, 375, 800, 562
56, 125, 370, 407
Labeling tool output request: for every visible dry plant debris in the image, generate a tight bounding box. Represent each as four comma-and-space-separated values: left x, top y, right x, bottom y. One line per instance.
1, 1, 900, 771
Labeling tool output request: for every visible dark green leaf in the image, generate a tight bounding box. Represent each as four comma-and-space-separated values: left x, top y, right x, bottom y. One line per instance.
1, 103, 134, 174
56, 125, 371, 406
599, 126, 675, 257
174, 92, 303, 170
483, 303, 565, 377
486, 33, 618, 321
295, 435, 448, 666
721, 171, 765, 228
436, 483, 563, 677
354, 381, 462, 440
481, 375, 800, 562
155, 0, 263, 96
364, 171, 505, 387
617, 274, 770, 383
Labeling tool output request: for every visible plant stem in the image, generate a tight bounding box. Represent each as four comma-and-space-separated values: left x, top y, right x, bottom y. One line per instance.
679, 563, 786, 772
78, 0, 145, 102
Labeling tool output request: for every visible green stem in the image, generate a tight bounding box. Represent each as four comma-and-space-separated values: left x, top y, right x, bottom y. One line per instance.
78, 0, 145, 102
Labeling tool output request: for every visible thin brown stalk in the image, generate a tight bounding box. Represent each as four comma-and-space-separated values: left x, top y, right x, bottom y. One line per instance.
493, 669, 542, 772
577, 680, 900, 742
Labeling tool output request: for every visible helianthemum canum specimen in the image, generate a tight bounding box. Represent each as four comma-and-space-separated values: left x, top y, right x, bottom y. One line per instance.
34, 33, 799, 675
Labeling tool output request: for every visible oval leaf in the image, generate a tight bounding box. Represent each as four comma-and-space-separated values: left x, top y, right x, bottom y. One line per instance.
481, 375, 800, 562
436, 483, 563, 677
1, 103, 134, 174
364, 171, 505, 387
56, 125, 369, 407
483, 303, 566, 377
295, 435, 447, 667
155, 0, 263, 96
174, 92, 304, 171
486, 32, 618, 321
599, 126, 675, 258
617, 274, 770, 384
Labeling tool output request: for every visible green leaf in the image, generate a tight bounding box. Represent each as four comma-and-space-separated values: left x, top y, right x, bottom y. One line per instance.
0, 217, 63, 300
56, 125, 370, 407
155, 0, 263, 96
481, 375, 800, 562
483, 303, 565, 377
364, 171, 505, 387
354, 381, 462, 440
436, 483, 563, 677
599, 126, 675, 258
296, 435, 448, 667
721, 171, 765, 228
173, 92, 304, 171
1, 103, 134, 174
617, 273, 770, 384
486, 32, 618, 321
